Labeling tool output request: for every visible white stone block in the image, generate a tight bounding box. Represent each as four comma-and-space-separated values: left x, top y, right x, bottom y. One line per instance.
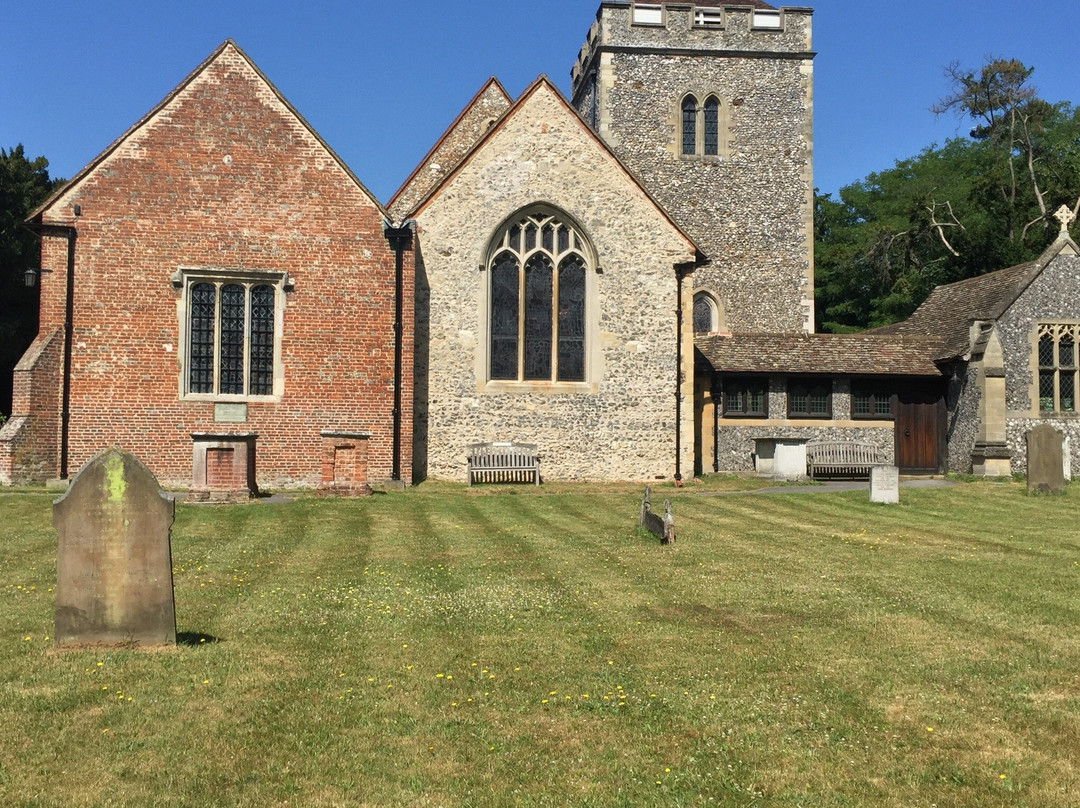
870, 465, 899, 504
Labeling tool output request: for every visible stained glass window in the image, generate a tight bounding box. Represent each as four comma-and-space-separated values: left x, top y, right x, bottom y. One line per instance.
1039, 324, 1080, 412
704, 96, 719, 156
693, 293, 716, 334
557, 257, 586, 382
186, 278, 282, 397
490, 253, 520, 380
219, 284, 245, 395
524, 255, 553, 380
682, 95, 697, 155
189, 284, 216, 394
249, 285, 275, 396
487, 211, 590, 383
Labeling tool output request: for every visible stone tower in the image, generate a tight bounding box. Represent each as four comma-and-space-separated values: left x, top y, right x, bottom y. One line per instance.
571, 1, 815, 334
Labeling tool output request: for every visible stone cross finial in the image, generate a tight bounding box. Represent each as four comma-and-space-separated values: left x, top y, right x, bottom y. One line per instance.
1053, 204, 1076, 233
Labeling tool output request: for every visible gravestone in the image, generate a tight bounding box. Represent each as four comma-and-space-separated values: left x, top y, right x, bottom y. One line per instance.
1064, 435, 1072, 482
640, 486, 675, 544
869, 465, 900, 504
54, 448, 176, 648
1026, 423, 1065, 493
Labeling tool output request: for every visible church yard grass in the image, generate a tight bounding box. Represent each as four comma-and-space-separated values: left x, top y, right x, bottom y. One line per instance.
1, 481, 1078, 807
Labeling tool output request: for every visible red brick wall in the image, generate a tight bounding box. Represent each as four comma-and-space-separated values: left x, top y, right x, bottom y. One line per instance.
0, 328, 63, 483
29, 45, 413, 489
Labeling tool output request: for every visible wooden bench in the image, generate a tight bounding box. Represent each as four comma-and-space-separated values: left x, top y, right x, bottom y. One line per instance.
806, 440, 888, 480
466, 441, 540, 486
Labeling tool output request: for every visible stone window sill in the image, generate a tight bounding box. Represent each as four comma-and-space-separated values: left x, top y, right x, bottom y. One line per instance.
483, 380, 596, 395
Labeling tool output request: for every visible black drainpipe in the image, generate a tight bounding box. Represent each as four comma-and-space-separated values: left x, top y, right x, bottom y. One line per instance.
674, 262, 694, 486
384, 222, 413, 482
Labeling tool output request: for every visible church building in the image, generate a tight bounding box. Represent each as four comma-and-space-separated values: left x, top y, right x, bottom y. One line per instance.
3, 1, 1077, 488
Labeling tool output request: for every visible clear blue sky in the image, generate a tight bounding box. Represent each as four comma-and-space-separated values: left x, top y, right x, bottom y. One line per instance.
2, 1, 1076, 204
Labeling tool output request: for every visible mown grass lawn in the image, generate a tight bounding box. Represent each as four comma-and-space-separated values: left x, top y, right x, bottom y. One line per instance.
1, 479, 1079, 807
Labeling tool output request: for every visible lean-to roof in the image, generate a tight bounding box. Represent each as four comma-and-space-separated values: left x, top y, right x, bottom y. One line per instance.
695, 332, 945, 376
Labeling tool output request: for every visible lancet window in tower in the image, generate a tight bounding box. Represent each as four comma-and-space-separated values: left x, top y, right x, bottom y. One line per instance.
681, 95, 697, 156
680, 94, 724, 157
704, 96, 720, 156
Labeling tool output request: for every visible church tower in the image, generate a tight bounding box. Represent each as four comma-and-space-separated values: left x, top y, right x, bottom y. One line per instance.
571, 1, 815, 334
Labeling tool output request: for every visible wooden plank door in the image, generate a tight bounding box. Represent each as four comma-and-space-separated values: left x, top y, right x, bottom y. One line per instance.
895, 383, 945, 474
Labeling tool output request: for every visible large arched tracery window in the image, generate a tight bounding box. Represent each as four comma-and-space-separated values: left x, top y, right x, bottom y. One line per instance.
488, 210, 589, 383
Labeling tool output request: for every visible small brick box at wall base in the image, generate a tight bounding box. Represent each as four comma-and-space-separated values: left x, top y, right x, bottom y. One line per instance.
189, 433, 258, 501
318, 431, 372, 496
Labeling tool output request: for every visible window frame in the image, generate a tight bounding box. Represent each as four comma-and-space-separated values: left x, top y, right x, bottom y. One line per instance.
722, 376, 767, 418
482, 208, 597, 393
787, 378, 833, 419
175, 267, 289, 402
1037, 323, 1080, 414
692, 290, 720, 335
851, 382, 894, 420
678, 93, 726, 158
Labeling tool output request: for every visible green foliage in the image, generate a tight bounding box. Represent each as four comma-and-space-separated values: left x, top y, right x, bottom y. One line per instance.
816, 60, 1080, 331
1, 145, 61, 416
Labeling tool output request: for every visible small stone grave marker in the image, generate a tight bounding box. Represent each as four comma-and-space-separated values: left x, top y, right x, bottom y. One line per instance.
54, 448, 176, 648
1026, 423, 1065, 493
640, 486, 675, 544
1064, 435, 1072, 482
870, 465, 900, 504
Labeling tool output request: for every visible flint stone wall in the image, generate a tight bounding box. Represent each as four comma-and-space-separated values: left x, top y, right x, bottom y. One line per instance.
996, 252, 1080, 474
714, 377, 893, 472
574, 4, 814, 333
390, 82, 512, 218
416, 84, 696, 481
946, 366, 981, 474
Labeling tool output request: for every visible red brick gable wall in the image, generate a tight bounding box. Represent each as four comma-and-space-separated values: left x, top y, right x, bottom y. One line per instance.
27, 45, 412, 488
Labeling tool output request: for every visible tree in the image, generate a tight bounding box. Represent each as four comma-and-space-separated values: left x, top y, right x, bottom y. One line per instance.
1, 145, 61, 417
816, 58, 1080, 332
933, 58, 1080, 241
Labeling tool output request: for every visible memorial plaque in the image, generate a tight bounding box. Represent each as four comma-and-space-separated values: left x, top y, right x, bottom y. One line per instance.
870, 465, 899, 504
1026, 423, 1065, 493
54, 448, 176, 648
214, 402, 248, 423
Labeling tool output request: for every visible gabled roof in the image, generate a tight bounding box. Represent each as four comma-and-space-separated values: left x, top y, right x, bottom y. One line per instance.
873, 232, 1080, 361
29, 40, 389, 222
695, 332, 945, 377
388, 77, 511, 217
405, 75, 705, 261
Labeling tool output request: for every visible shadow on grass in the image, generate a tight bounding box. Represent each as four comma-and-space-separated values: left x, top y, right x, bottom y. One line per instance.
177, 632, 223, 647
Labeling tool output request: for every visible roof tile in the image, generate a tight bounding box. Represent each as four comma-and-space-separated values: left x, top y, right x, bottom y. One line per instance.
695, 332, 944, 376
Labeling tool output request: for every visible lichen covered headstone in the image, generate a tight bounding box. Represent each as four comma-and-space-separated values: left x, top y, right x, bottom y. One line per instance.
54, 448, 176, 648
1026, 423, 1066, 494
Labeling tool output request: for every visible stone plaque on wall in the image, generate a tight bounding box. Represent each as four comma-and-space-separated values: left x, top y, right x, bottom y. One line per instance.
53, 448, 176, 648
214, 403, 248, 423
1026, 423, 1066, 493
